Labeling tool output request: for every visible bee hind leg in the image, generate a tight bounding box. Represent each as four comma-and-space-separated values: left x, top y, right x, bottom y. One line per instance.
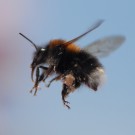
46, 74, 64, 87
61, 84, 71, 109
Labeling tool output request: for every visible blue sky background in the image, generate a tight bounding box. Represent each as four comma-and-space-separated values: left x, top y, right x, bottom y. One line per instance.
0, 0, 135, 135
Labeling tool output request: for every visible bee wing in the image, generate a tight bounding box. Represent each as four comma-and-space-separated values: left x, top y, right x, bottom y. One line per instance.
83, 36, 125, 58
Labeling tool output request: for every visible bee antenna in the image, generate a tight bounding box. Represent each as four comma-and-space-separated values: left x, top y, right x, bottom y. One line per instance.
19, 33, 38, 51
64, 20, 104, 46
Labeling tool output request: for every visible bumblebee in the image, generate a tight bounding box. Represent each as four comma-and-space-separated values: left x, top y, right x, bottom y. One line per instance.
20, 20, 125, 109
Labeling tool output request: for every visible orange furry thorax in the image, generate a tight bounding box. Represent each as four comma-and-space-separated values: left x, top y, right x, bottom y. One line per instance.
49, 39, 80, 52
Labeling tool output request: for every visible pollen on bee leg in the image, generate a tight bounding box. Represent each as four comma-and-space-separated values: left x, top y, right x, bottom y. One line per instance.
64, 74, 75, 86
64, 74, 75, 92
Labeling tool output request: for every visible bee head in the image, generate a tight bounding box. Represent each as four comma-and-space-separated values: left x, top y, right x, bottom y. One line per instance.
31, 47, 48, 81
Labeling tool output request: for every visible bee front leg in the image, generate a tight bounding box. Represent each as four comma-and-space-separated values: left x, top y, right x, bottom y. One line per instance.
30, 67, 40, 95
38, 66, 48, 82
30, 66, 48, 95
43, 66, 54, 82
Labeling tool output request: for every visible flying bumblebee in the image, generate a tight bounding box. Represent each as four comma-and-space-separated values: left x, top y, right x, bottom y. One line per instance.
19, 20, 125, 109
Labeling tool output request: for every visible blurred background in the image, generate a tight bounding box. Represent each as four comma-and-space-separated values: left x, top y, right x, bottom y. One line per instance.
0, 0, 135, 135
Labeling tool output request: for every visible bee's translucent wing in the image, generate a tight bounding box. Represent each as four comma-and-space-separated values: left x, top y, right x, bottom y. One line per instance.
83, 36, 125, 58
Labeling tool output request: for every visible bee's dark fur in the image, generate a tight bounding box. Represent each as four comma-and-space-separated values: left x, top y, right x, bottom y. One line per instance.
29, 40, 104, 109
19, 20, 105, 109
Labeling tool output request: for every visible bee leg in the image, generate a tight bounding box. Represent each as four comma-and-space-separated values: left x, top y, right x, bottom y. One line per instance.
30, 66, 40, 95
39, 66, 48, 70
47, 74, 64, 87
43, 66, 54, 82
38, 66, 48, 82
46, 71, 70, 87
30, 66, 48, 95
61, 84, 70, 109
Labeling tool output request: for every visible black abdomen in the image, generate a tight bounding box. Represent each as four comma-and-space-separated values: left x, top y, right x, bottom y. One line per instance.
56, 50, 104, 90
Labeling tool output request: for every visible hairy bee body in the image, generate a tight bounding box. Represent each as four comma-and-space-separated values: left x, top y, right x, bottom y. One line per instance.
31, 40, 104, 109
47, 40, 104, 90
29, 39, 104, 108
